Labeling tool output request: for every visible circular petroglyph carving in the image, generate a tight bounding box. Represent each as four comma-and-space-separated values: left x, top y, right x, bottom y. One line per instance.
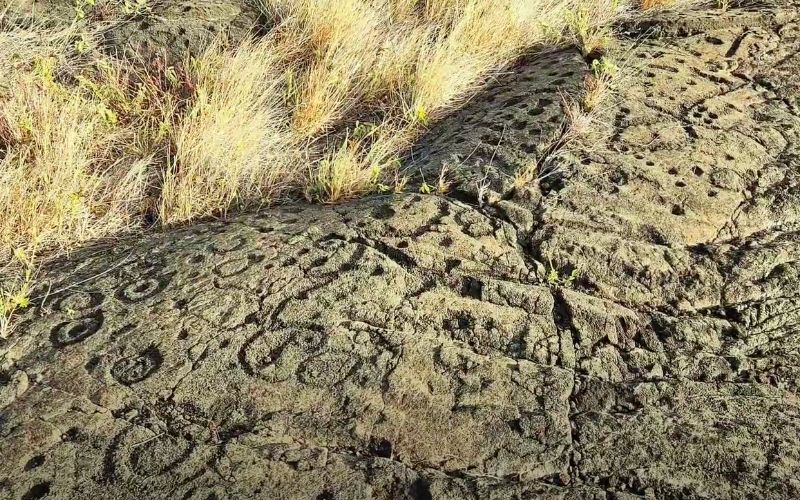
129, 435, 192, 477
111, 347, 163, 385
50, 313, 104, 347
213, 253, 266, 278
56, 291, 104, 312
297, 352, 358, 387
209, 236, 248, 254
116, 275, 172, 303
105, 428, 195, 480
239, 328, 324, 381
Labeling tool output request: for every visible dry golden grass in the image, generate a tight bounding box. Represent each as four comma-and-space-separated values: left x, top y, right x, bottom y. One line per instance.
0, 79, 152, 248
160, 39, 299, 223
261, 0, 624, 202
407, 1, 567, 120
0, 0, 633, 334
639, 0, 676, 9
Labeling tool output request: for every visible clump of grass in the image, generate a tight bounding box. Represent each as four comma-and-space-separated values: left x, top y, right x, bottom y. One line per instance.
1, 0, 640, 333
308, 118, 413, 203
639, 0, 674, 9
0, 248, 35, 338
265, 0, 390, 138
513, 161, 540, 190
0, 56, 153, 257
583, 55, 619, 111
563, 53, 624, 139
546, 260, 580, 287
565, 0, 621, 57
159, 39, 298, 224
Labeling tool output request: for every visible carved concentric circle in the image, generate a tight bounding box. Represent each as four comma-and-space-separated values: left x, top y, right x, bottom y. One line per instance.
116, 275, 172, 303
111, 347, 163, 385
104, 428, 195, 481
213, 253, 265, 278
129, 436, 192, 477
56, 291, 104, 312
238, 328, 324, 381
50, 313, 104, 347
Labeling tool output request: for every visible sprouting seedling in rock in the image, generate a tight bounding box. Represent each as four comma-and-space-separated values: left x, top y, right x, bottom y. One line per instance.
546, 258, 580, 287
122, 0, 152, 16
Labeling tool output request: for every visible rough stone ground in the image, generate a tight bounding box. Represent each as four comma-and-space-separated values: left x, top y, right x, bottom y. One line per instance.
2, 1, 800, 499
7, 0, 261, 60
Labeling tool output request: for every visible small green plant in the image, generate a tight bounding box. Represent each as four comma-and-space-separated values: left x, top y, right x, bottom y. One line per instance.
538, 21, 563, 44
74, 34, 91, 54
16, 113, 34, 139
122, 0, 151, 16
546, 260, 580, 287
566, 6, 611, 57
581, 56, 619, 112
32, 57, 58, 88
378, 172, 408, 194
591, 56, 619, 79
73, 0, 95, 20
413, 104, 429, 125
352, 120, 378, 140
97, 102, 119, 125
1, 249, 36, 338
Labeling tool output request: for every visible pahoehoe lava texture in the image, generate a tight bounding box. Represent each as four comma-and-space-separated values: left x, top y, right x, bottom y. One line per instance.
2, 2, 800, 499
409, 49, 587, 192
